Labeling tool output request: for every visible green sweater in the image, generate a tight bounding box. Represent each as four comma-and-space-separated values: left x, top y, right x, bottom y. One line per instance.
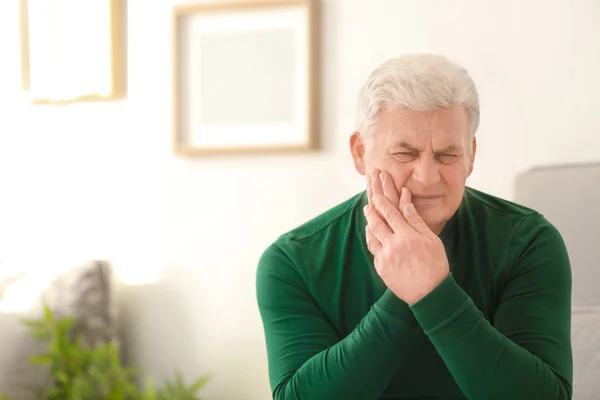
256, 187, 573, 400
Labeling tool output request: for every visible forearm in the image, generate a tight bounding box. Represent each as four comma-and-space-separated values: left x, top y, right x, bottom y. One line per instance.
411, 274, 572, 400
271, 291, 416, 400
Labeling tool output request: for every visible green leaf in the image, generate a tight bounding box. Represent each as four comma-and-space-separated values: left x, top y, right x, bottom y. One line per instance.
20, 319, 46, 329
43, 304, 53, 323
29, 354, 54, 365
190, 373, 211, 392
55, 369, 69, 384
57, 316, 75, 331
142, 377, 157, 400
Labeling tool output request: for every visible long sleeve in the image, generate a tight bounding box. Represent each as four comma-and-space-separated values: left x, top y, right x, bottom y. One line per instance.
409, 213, 573, 400
256, 238, 417, 400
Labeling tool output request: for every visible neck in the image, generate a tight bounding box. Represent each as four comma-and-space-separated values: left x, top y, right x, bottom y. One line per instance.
430, 222, 446, 236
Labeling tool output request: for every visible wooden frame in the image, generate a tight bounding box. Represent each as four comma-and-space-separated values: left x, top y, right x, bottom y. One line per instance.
20, 0, 126, 104
173, 0, 320, 156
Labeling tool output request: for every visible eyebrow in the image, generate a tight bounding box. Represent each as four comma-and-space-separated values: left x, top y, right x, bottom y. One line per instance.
389, 141, 420, 152
387, 141, 463, 153
437, 145, 463, 153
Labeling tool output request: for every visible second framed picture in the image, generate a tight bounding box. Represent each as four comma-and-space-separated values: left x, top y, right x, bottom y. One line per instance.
20, 0, 125, 104
173, 0, 320, 156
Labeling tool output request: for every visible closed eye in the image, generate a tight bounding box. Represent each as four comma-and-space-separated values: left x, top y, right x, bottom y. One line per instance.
393, 152, 418, 162
436, 153, 460, 164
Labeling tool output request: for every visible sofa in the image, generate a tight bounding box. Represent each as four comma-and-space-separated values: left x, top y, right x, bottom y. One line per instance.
514, 162, 600, 399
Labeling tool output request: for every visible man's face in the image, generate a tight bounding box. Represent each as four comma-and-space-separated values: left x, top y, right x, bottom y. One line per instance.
350, 106, 476, 235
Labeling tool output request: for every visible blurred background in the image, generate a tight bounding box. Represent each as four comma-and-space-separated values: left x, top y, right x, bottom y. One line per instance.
0, 0, 599, 399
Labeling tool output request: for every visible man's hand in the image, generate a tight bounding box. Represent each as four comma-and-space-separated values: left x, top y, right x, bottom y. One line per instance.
364, 171, 450, 305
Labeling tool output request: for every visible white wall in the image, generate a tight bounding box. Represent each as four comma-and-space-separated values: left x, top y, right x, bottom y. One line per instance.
1, 0, 599, 399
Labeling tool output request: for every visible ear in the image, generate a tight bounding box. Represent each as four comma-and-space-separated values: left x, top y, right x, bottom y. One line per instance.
467, 136, 477, 176
350, 132, 367, 175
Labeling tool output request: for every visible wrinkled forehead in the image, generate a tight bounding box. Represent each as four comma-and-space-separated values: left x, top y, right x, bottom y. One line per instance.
374, 107, 472, 149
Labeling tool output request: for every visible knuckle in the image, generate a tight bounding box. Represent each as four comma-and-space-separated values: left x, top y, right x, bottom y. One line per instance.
389, 213, 401, 225
383, 245, 393, 258
382, 208, 394, 220
382, 207, 397, 222
408, 215, 421, 225
371, 219, 383, 232
386, 213, 401, 227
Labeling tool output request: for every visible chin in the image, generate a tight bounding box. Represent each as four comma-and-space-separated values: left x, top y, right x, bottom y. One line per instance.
416, 208, 448, 232
415, 202, 443, 217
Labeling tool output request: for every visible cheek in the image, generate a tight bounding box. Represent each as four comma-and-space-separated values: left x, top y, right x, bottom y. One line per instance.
439, 166, 469, 212
442, 162, 471, 185
380, 162, 412, 188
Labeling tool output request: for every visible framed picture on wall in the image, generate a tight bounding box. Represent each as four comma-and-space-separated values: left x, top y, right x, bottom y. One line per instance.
19, 0, 125, 104
172, 0, 320, 156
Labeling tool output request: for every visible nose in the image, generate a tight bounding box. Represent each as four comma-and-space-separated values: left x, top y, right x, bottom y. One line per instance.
411, 156, 441, 186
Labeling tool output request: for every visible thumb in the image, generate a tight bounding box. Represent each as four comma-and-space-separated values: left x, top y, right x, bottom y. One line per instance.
402, 203, 432, 236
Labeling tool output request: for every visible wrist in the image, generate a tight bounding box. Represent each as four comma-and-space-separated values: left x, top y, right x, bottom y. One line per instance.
409, 273, 470, 332
375, 289, 418, 324
404, 271, 450, 306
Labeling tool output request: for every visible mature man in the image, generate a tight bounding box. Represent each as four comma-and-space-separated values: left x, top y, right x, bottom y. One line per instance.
256, 54, 572, 400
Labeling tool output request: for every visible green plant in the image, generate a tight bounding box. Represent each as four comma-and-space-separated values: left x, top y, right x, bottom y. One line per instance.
2, 305, 210, 400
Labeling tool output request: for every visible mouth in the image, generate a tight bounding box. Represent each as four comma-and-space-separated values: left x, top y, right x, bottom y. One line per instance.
412, 195, 443, 202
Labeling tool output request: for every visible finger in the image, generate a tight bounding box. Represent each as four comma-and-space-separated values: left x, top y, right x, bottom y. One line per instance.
363, 204, 392, 241
399, 187, 411, 211
365, 224, 382, 254
371, 169, 383, 200
402, 203, 433, 237
366, 173, 373, 206
372, 194, 411, 234
380, 171, 399, 208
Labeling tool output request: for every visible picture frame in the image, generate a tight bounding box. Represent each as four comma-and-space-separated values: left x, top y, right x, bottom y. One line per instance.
19, 0, 126, 104
172, 0, 320, 156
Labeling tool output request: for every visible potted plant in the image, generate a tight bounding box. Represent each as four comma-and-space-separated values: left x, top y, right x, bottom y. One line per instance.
1, 305, 210, 400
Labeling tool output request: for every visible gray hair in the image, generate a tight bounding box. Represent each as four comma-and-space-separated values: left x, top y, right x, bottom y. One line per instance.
355, 53, 480, 141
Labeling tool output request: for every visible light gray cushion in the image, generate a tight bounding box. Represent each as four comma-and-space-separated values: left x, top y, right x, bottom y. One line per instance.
514, 163, 600, 308
42, 260, 117, 346
0, 260, 116, 399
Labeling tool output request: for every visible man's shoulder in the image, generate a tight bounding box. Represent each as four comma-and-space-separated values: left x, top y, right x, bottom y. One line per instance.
463, 186, 561, 243
464, 186, 538, 218
460, 187, 569, 280
257, 191, 365, 277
